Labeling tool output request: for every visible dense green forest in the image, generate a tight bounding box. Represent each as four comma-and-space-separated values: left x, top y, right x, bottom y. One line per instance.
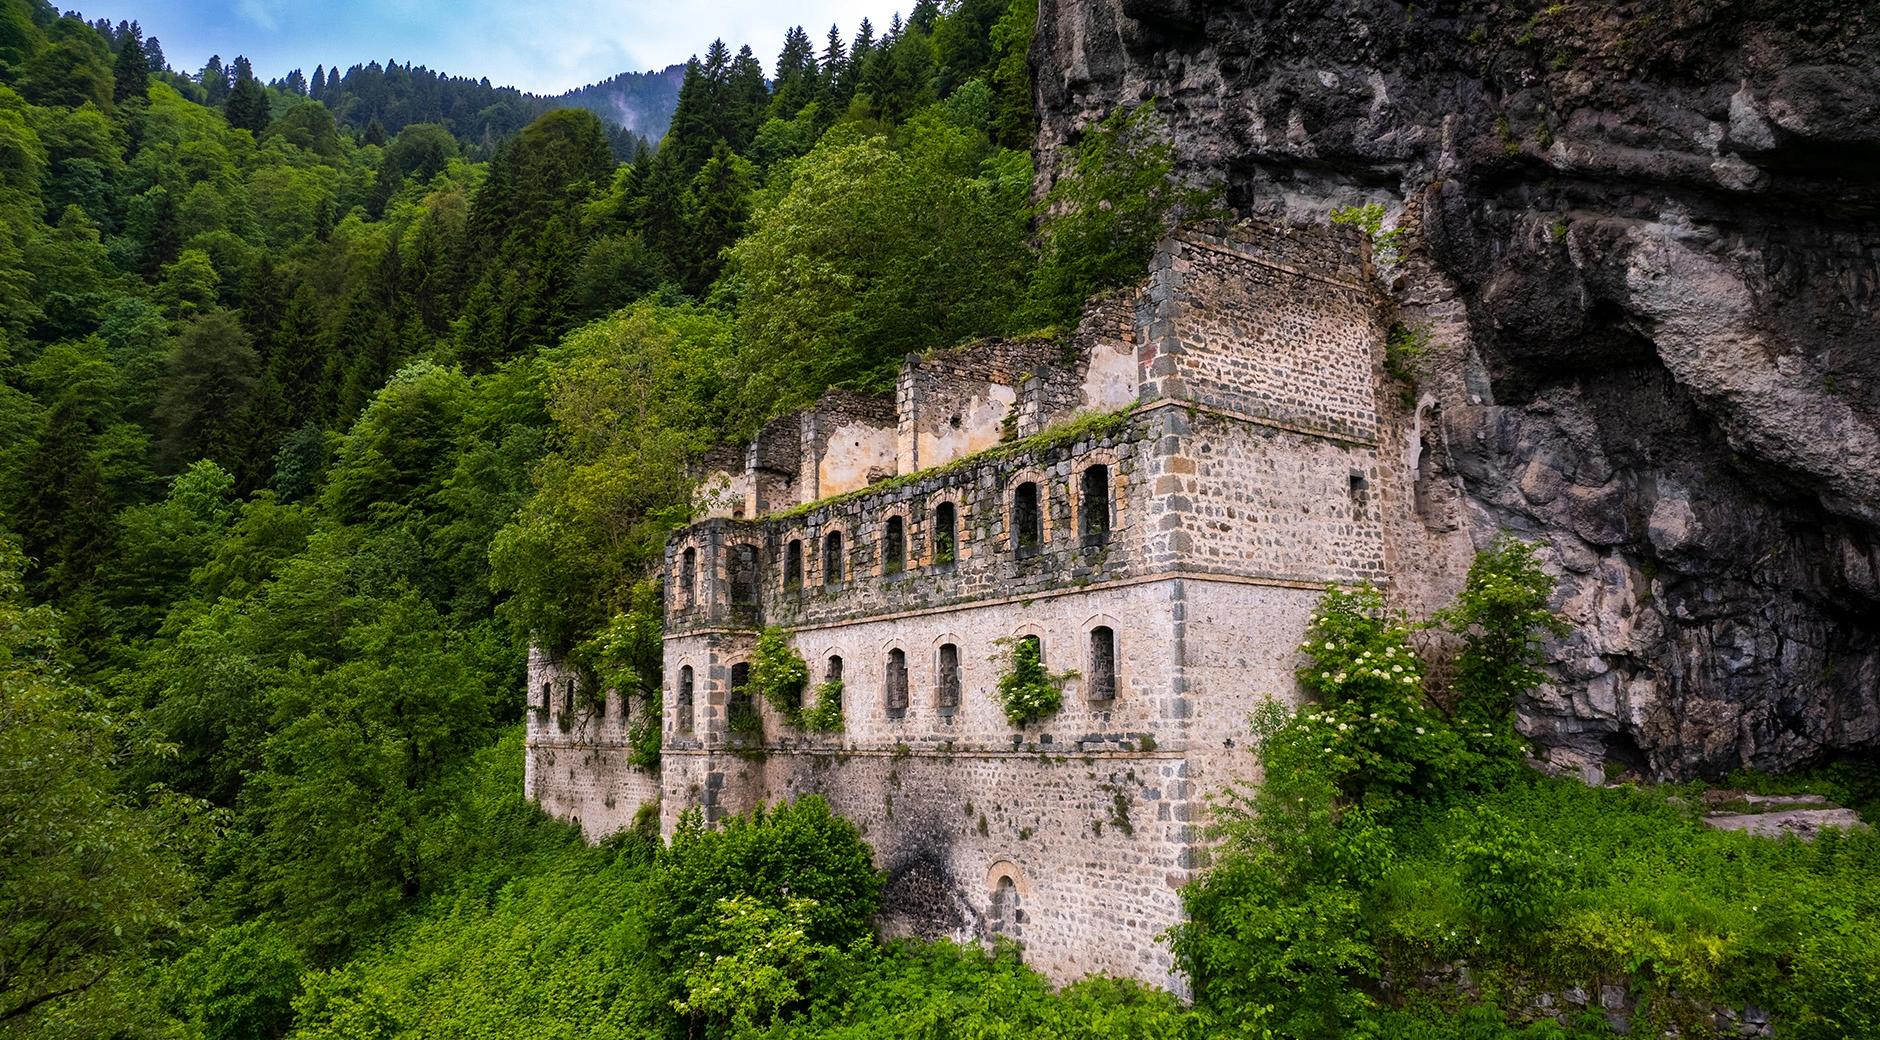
1, 0, 1876, 1037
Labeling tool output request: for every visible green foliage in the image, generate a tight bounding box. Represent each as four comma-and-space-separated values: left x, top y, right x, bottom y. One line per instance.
1386, 321, 1432, 385
1330, 202, 1408, 265
672, 894, 856, 1032
1450, 804, 1562, 932
727, 115, 1032, 422
750, 625, 811, 717
994, 634, 1069, 726
1022, 103, 1213, 329
1437, 535, 1567, 772
1291, 583, 1467, 810
0, 537, 202, 1029
801, 679, 845, 732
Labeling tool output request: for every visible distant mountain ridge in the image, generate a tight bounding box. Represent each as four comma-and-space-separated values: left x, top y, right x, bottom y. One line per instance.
554, 63, 687, 141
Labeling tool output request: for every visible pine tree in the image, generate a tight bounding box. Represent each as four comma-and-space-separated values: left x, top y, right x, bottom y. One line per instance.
727, 46, 769, 150
201, 54, 228, 103
110, 28, 147, 105
770, 26, 819, 120
682, 141, 752, 294
225, 57, 270, 133
311, 64, 326, 98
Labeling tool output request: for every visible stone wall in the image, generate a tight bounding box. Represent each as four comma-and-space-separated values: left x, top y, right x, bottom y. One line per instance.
528, 221, 1391, 991
1142, 229, 1382, 443
523, 649, 662, 840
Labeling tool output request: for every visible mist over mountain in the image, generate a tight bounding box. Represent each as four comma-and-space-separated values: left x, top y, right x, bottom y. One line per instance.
554, 63, 687, 140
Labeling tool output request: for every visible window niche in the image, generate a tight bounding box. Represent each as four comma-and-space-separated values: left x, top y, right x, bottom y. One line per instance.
784, 538, 804, 591
883, 515, 906, 575
1080, 464, 1112, 547
823, 529, 845, 584
679, 546, 697, 605
885, 648, 909, 718
727, 662, 757, 735
932, 502, 957, 567
729, 544, 760, 609
1012, 482, 1042, 558
1087, 626, 1117, 702
677, 666, 695, 732
936, 643, 961, 716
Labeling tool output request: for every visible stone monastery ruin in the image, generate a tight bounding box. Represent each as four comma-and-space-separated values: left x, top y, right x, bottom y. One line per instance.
526, 222, 1393, 989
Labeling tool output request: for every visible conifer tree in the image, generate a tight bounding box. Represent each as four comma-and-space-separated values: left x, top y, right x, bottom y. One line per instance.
224, 57, 270, 133
770, 26, 819, 120
110, 29, 147, 105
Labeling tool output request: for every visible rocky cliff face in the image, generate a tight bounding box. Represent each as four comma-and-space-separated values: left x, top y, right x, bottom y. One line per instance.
1033, 0, 1880, 778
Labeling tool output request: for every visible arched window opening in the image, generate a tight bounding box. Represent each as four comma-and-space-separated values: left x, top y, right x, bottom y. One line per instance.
933, 502, 957, 567
883, 515, 906, 575
728, 662, 753, 721
885, 648, 909, 718
1080, 465, 1112, 546
991, 875, 1023, 941
535, 682, 551, 715
677, 666, 695, 732
1013, 482, 1041, 558
823, 530, 844, 584
1088, 626, 1117, 702
680, 547, 697, 605
936, 643, 961, 716
730, 544, 760, 608
825, 655, 843, 713
784, 539, 803, 591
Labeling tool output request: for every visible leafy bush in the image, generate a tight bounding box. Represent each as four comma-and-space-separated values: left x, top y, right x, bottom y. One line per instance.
1437, 535, 1567, 776
1450, 805, 1562, 932
649, 798, 883, 1028
994, 634, 1069, 725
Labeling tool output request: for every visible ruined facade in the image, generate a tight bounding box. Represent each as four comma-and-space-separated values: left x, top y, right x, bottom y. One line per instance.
525, 222, 1388, 988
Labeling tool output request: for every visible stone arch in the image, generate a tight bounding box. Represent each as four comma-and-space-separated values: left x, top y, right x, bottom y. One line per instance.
878, 505, 911, 576
817, 520, 850, 586
1071, 450, 1124, 546
779, 527, 806, 590
720, 533, 764, 609
881, 639, 910, 719
673, 659, 698, 733
922, 490, 967, 567
1004, 467, 1052, 557
1082, 612, 1123, 703
985, 859, 1031, 943
931, 632, 964, 716
671, 535, 704, 610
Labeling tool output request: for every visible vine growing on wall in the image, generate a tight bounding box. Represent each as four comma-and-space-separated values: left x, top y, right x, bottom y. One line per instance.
994, 635, 1075, 726
748, 628, 842, 732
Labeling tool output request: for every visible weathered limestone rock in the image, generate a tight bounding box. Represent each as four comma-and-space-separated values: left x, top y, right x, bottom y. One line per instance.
1033, 0, 1880, 778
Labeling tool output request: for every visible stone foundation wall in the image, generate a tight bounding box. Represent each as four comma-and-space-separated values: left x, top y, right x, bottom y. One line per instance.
523, 649, 662, 839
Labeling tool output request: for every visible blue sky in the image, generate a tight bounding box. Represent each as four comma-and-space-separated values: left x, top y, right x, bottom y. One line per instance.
80, 0, 891, 94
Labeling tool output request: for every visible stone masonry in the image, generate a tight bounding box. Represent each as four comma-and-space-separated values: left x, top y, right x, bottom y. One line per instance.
524, 222, 1387, 990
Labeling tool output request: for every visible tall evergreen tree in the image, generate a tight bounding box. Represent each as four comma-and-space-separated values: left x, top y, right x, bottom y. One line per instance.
200, 54, 228, 103
770, 26, 819, 120
224, 57, 270, 133
110, 29, 147, 105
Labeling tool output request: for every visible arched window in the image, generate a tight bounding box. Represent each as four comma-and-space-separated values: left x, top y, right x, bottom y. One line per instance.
825, 655, 843, 713
680, 547, 697, 605
535, 681, 551, 715
883, 515, 906, 575
1080, 464, 1111, 546
1012, 482, 1041, 558
1087, 626, 1117, 702
991, 875, 1023, 940
936, 643, 961, 715
1348, 470, 1370, 520
823, 530, 844, 584
728, 662, 753, 721
933, 502, 957, 567
677, 666, 694, 732
784, 538, 803, 591
885, 648, 909, 717
730, 544, 760, 607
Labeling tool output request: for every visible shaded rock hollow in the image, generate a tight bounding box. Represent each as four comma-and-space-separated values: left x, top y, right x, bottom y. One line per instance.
1033, 0, 1880, 778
